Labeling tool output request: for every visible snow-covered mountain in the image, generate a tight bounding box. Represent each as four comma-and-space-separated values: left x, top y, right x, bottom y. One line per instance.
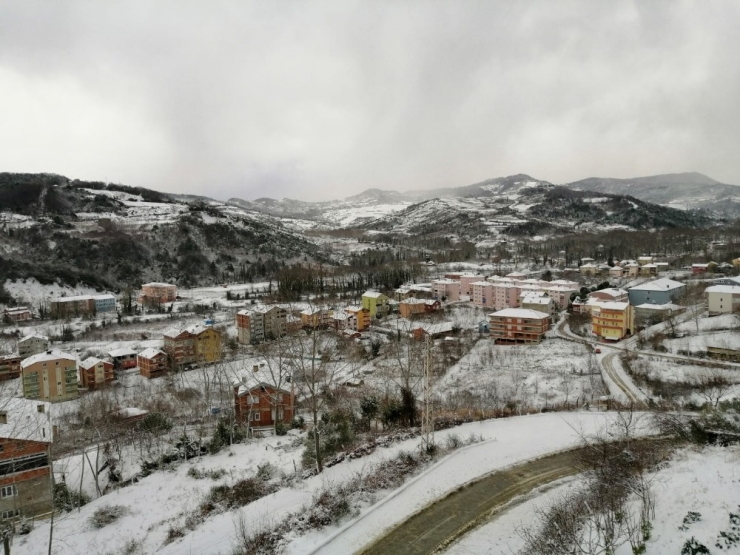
565, 172, 740, 216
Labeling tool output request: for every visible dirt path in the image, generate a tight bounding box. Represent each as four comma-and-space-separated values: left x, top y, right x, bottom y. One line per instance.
358, 449, 582, 555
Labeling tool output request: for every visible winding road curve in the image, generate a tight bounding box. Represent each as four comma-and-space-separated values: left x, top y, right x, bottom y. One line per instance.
357, 450, 583, 555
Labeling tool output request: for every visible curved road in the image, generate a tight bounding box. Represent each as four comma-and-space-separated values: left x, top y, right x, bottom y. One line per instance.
358, 450, 582, 555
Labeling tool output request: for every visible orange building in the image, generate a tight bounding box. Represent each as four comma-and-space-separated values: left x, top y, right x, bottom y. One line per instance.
0, 355, 21, 382
234, 381, 294, 433
488, 308, 550, 344
345, 306, 371, 331
138, 282, 177, 305
138, 348, 169, 379
20, 350, 79, 402
78, 357, 115, 390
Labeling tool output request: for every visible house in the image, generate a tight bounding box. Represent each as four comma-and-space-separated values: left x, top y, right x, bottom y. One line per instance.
164, 325, 222, 367
17, 334, 49, 359
579, 263, 598, 276
608, 266, 624, 279
137, 348, 168, 379
488, 308, 550, 344
361, 291, 389, 318
410, 321, 454, 340
0, 355, 21, 382
108, 348, 138, 369
705, 285, 740, 315
92, 294, 117, 313
399, 298, 426, 318
692, 263, 710, 274
634, 303, 680, 328
78, 357, 115, 390
345, 306, 371, 331
2, 307, 31, 323
330, 312, 349, 331
20, 350, 79, 402
639, 264, 658, 276
233, 380, 295, 434
300, 307, 331, 328
624, 263, 640, 277
0, 398, 53, 520
236, 306, 287, 345
628, 278, 686, 306
138, 282, 177, 305
589, 288, 628, 303
637, 256, 654, 266
713, 276, 740, 287
590, 301, 634, 341
520, 293, 556, 316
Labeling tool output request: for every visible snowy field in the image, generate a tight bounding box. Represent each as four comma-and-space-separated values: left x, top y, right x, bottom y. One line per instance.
445, 444, 740, 555
438, 337, 603, 409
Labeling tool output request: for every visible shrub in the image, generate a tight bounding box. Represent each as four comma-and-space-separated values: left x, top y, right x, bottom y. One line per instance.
89, 505, 128, 529
275, 422, 288, 436
682, 537, 710, 555
53, 482, 90, 512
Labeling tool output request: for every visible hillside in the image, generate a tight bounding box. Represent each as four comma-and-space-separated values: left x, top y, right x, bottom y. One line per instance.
360, 183, 715, 241
566, 172, 740, 216
0, 173, 332, 293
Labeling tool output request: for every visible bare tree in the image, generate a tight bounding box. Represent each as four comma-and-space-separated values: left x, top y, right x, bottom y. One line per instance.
693, 367, 736, 408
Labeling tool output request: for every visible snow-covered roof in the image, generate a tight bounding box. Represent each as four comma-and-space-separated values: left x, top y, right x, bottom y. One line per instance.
142, 282, 176, 288
116, 407, 148, 418
714, 276, 740, 286
634, 303, 679, 311
0, 398, 52, 443
705, 285, 740, 294
610, 266, 623, 270
108, 348, 137, 358
629, 278, 684, 292
19, 333, 48, 343
592, 301, 630, 311
471, 281, 491, 287
163, 328, 183, 338
591, 288, 627, 298
521, 297, 552, 305
79, 357, 107, 370
362, 291, 385, 298
346, 305, 364, 312
489, 308, 550, 319
412, 322, 454, 335
139, 347, 166, 359
21, 349, 76, 368
237, 309, 254, 316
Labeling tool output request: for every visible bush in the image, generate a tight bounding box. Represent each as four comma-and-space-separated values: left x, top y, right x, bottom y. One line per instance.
275, 422, 288, 436
89, 505, 128, 529
682, 537, 710, 555
53, 482, 90, 512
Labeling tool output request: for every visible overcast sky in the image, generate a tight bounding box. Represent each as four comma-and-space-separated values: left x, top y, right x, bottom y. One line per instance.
1, 1, 739, 201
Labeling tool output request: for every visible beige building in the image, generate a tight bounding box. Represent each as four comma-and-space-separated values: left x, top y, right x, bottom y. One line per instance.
21, 350, 79, 402
18, 334, 49, 359
236, 305, 287, 344
705, 285, 740, 315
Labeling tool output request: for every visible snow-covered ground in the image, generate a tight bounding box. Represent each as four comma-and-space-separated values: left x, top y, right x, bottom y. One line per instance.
11, 412, 650, 555
3, 278, 109, 308
447, 444, 740, 555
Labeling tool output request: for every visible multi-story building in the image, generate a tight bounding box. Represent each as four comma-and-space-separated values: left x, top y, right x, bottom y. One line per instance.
471, 281, 495, 309
236, 305, 287, 344
590, 288, 629, 303
300, 307, 332, 328
20, 350, 79, 402
590, 301, 634, 341
345, 306, 371, 331
705, 285, 740, 315
164, 325, 222, 367
0, 355, 21, 382
458, 274, 486, 297
108, 348, 138, 369
0, 398, 53, 521
492, 283, 519, 310
361, 291, 390, 317
17, 334, 49, 359
431, 280, 461, 302
520, 293, 556, 316
49, 294, 116, 317
2, 307, 31, 322
78, 357, 115, 390
628, 278, 685, 306
488, 308, 551, 344
234, 380, 294, 433
138, 283, 177, 305
138, 348, 169, 379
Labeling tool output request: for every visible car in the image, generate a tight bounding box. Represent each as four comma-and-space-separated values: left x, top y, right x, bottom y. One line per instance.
594, 347, 601, 354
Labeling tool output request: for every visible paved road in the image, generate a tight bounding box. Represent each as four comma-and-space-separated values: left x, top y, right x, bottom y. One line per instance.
601, 352, 643, 405
358, 450, 581, 555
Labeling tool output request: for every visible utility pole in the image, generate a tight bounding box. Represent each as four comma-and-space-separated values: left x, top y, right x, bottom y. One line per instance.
420, 334, 435, 453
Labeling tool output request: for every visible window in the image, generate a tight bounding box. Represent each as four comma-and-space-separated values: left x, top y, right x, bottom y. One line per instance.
252, 412, 260, 421
36, 405, 44, 413
1, 485, 17, 498
1, 510, 20, 520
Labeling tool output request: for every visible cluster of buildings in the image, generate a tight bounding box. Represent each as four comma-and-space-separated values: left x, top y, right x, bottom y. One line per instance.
578, 256, 670, 278
49, 294, 116, 318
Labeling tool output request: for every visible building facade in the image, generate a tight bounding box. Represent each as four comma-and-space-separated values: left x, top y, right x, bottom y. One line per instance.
361, 291, 390, 317
18, 335, 49, 359
138, 283, 177, 305
234, 382, 295, 432
705, 285, 740, 315
138, 348, 169, 379
590, 301, 634, 341
78, 357, 115, 390
164, 325, 222, 367
0, 355, 21, 382
20, 350, 78, 402
488, 308, 550, 344
627, 278, 686, 306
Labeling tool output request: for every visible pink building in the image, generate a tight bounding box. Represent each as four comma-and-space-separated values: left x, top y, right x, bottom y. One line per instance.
590, 288, 628, 303
459, 274, 486, 297
492, 283, 520, 310
544, 285, 579, 310
432, 279, 461, 301
472, 281, 494, 309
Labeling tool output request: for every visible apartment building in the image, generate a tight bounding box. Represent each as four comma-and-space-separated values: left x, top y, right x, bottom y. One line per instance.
705, 285, 740, 315
138, 348, 169, 379
590, 301, 634, 341
164, 325, 222, 366
78, 357, 115, 390
471, 281, 495, 309
236, 305, 287, 345
361, 291, 390, 317
17, 334, 49, 359
2, 307, 31, 323
488, 308, 551, 344
21, 350, 79, 402
590, 288, 629, 303
50, 294, 116, 317
345, 306, 371, 331
138, 282, 177, 305
0, 355, 21, 382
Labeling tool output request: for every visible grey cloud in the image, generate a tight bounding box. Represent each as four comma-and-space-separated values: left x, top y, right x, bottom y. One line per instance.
1, 1, 739, 200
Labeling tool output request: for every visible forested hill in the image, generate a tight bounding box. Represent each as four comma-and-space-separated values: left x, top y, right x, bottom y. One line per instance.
0, 173, 332, 294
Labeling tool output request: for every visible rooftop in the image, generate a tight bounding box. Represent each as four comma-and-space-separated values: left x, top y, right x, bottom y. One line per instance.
489, 308, 550, 319
629, 278, 685, 292
21, 349, 76, 368
0, 397, 52, 443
